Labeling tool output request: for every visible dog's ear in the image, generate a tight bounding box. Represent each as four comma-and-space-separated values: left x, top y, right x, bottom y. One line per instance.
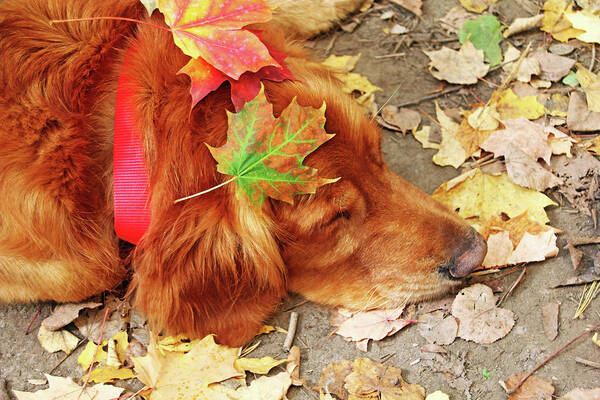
130, 194, 286, 346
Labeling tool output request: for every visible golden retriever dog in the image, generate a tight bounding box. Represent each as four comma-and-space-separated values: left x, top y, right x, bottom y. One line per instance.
0, 0, 486, 346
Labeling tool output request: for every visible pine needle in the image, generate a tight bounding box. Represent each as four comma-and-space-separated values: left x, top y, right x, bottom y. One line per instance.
573, 281, 599, 319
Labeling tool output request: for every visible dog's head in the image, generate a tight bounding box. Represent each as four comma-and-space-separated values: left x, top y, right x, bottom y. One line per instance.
130, 27, 486, 346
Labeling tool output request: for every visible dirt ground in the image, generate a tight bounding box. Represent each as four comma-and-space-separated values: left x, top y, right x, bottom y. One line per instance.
1, 0, 600, 399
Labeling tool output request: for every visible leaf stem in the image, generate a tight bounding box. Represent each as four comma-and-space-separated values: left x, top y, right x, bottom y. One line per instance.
50, 17, 171, 32
174, 176, 237, 203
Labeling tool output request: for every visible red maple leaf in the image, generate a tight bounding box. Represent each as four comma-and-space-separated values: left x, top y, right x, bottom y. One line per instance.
179, 41, 293, 111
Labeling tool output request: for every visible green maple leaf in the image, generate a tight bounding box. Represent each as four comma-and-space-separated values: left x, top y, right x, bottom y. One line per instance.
459, 15, 503, 66
207, 86, 339, 208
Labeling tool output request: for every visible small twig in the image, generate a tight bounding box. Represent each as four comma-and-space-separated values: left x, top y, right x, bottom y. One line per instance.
49, 339, 86, 374
284, 299, 310, 312
497, 267, 527, 307
283, 311, 299, 351
374, 52, 406, 59
395, 86, 463, 108
416, 107, 441, 128
503, 321, 600, 394
174, 176, 237, 203
590, 43, 596, 72
575, 357, 600, 369
25, 304, 44, 335
373, 84, 403, 120
465, 88, 485, 104
79, 307, 110, 399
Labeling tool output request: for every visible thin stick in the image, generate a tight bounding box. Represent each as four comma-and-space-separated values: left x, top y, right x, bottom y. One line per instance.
374, 52, 406, 59
283, 311, 299, 351
395, 86, 463, 108
174, 176, 237, 203
497, 267, 527, 307
49, 339, 86, 374
284, 299, 310, 312
373, 84, 403, 120
50, 17, 170, 32
575, 357, 600, 369
504, 321, 600, 394
25, 304, 44, 334
108, 387, 152, 400
416, 107, 441, 128
79, 307, 110, 399
590, 43, 596, 72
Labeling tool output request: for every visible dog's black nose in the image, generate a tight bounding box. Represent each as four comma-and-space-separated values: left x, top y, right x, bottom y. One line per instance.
449, 231, 487, 278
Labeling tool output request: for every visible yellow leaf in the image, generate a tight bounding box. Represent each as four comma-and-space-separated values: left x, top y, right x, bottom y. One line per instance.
86, 366, 135, 384
491, 89, 545, 120
593, 332, 600, 347
412, 126, 440, 149
566, 10, 600, 43
575, 64, 600, 112
426, 391, 450, 400
322, 54, 361, 72
258, 325, 276, 334
112, 330, 129, 364
157, 334, 191, 353
459, 0, 498, 13
37, 326, 80, 355
432, 169, 557, 224
587, 135, 600, 155
432, 102, 469, 168
13, 374, 124, 400
78, 341, 108, 371
234, 356, 287, 374
133, 335, 243, 399
541, 0, 585, 42
228, 372, 292, 400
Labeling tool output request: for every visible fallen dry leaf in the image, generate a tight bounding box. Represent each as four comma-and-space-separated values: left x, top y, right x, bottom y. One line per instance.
78, 331, 135, 383
425, 391, 450, 400
234, 356, 287, 374
433, 103, 469, 168
504, 14, 544, 37
504, 373, 554, 400
551, 147, 600, 216
459, 0, 498, 13
286, 345, 303, 386
482, 117, 553, 164
531, 50, 575, 82
333, 307, 413, 351
380, 106, 421, 134
12, 374, 124, 400
491, 89, 546, 120
541, 301, 559, 341
417, 311, 458, 345
560, 388, 600, 400
318, 360, 353, 399
344, 358, 426, 400
566, 10, 600, 43
432, 169, 557, 225
42, 302, 102, 331
133, 335, 243, 399
322, 54, 381, 109
567, 91, 600, 131
504, 144, 562, 191
322, 54, 361, 72
439, 6, 477, 35
425, 41, 489, 85
502, 46, 541, 83
388, 0, 423, 17
576, 64, 600, 112
451, 284, 515, 344
541, 0, 585, 42
37, 326, 79, 355
412, 126, 441, 149
230, 372, 292, 400
75, 306, 125, 345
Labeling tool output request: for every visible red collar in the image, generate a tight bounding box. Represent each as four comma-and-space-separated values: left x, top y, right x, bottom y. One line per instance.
113, 44, 151, 245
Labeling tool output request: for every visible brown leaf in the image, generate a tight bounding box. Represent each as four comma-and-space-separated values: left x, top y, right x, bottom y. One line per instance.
425, 41, 489, 85
502, 46, 541, 83
42, 302, 102, 331
344, 358, 425, 400
565, 242, 584, 270
417, 311, 457, 345
481, 117, 553, 164
504, 144, 562, 191
505, 373, 554, 400
504, 14, 544, 37
530, 50, 576, 82
567, 91, 600, 131
286, 346, 304, 386
451, 284, 515, 344
380, 106, 421, 134
541, 301, 559, 341
318, 360, 353, 399
388, 0, 422, 17
560, 388, 600, 400
439, 6, 477, 35
75, 307, 125, 345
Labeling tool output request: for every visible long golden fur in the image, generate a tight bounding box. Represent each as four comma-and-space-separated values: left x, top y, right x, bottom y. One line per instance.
0, 0, 486, 346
